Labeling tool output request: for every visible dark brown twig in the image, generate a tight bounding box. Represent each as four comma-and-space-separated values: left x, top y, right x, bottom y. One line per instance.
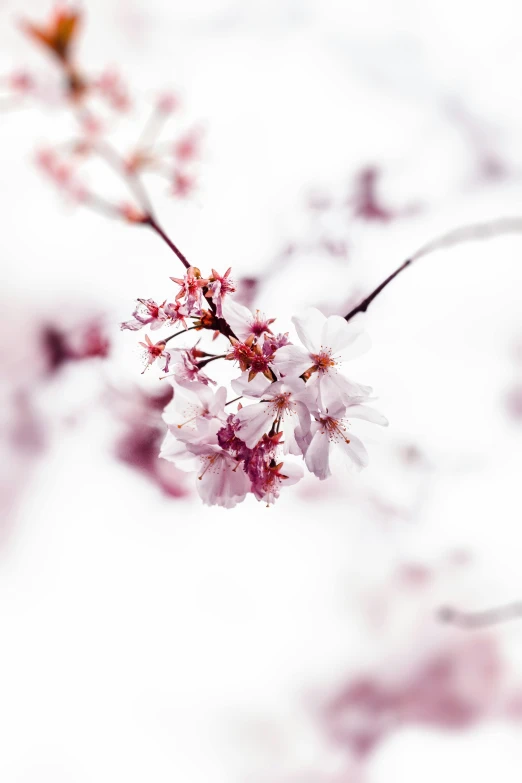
345, 216, 522, 321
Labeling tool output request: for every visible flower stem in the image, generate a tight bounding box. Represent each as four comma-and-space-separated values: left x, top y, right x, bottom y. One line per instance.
144, 215, 190, 269
197, 353, 227, 369
225, 395, 243, 407
163, 325, 199, 344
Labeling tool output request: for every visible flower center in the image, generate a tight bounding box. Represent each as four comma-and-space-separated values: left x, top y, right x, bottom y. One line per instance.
310, 348, 336, 374
319, 415, 350, 444
272, 392, 293, 415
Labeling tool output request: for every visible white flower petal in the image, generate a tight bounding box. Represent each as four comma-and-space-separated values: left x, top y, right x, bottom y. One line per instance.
272, 344, 311, 378
221, 298, 254, 342
305, 430, 331, 480
319, 372, 372, 409
236, 401, 275, 447
231, 371, 272, 398
292, 307, 326, 353
197, 452, 249, 507
320, 315, 369, 360
337, 431, 369, 472
159, 430, 200, 471
346, 404, 388, 426
279, 460, 304, 487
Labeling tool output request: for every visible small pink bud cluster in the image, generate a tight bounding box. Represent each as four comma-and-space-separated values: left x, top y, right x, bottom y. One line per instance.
123, 265, 387, 507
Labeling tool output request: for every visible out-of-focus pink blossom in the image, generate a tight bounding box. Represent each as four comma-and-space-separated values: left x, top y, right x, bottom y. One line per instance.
171, 170, 196, 198
92, 68, 130, 111
157, 92, 179, 115
174, 128, 201, 162
112, 385, 188, 498
42, 319, 109, 371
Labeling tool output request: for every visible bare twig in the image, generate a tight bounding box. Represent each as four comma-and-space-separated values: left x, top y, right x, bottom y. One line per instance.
345, 216, 522, 321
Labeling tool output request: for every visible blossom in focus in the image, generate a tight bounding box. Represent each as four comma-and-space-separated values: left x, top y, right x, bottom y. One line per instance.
170, 266, 208, 314
236, 379, 311, 454
226, 338, 275, 382
122, 266, 385, 507
222, 298, 276, 344
162, 380, 227, 437
302, 398, 387, 480
169, 346, 216, 385
273, 307, 371, 408
205, 268, 236, 318
121, 298, 174, 332
139, 334, 171, 374
187, 438, 250, 508
243, 432, 304, 505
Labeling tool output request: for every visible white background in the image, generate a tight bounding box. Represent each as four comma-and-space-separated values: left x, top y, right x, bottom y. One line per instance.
1, 0, 522, 780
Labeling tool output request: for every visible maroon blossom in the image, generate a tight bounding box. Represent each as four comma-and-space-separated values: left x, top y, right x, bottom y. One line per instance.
42, 319, 109, 371
350, 166, 393, 222
217, 415, 250, 460
113, 386, 188, 499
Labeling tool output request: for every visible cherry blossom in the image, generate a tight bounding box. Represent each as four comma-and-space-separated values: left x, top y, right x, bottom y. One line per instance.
187, 439, 250, 508
302, 398, 387, 480
273, 307, 371, 408
170, 346, 216, 385
13, 8, 389, 509
139, 334, 171, 374
170, 266, 208, 313
243, 433, 304, 505
222, 298, 276, 343
205, 267, 236, 318
121, 298, 172, 331
162, 380, 226, 435
236, 380, 311, 454
123, 282, 385, 506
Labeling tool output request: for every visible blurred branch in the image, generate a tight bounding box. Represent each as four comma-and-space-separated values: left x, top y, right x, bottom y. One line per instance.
438, 601, 522, 628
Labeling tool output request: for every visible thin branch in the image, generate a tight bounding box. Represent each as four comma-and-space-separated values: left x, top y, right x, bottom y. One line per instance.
163, 325, 198, 344
438, 601, 522, 629
225, 395, 243, 407
345, 216, 522, 321
144, 215, 190, 269
197, 353, 227, 369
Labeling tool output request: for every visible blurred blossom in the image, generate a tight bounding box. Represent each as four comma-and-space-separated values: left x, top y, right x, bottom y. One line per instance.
321, 556, 522, 766
110, 384, 189, 499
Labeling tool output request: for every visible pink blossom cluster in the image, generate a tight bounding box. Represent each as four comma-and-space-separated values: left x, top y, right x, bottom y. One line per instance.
122, 266, 387, 508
